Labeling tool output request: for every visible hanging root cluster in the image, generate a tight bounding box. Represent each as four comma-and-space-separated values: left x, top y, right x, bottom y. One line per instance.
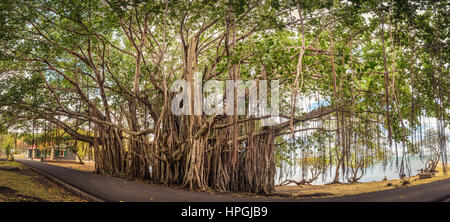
145, 114, 276, 194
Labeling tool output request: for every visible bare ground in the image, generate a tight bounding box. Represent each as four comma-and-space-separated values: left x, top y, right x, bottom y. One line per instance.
46, 160, 95, 172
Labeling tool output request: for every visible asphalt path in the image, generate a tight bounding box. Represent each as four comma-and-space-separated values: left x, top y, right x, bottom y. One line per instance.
16, 159, 450, 202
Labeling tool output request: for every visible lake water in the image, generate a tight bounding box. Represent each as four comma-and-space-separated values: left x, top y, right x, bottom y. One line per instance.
276, 155, 450, 185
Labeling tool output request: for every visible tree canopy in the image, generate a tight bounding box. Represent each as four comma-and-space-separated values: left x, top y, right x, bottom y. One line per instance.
0, 0, 448, 193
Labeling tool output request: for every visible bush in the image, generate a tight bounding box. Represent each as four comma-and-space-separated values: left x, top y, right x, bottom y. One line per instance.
4, 143, 12, 159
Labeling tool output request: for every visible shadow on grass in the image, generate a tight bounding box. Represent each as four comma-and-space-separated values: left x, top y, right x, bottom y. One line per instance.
0, 185, 48, 202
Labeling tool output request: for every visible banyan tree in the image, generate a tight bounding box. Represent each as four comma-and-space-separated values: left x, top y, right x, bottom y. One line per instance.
0, 0, 448, 194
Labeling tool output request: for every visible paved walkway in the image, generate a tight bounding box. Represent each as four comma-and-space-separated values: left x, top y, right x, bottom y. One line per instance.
16, 159, 450, 202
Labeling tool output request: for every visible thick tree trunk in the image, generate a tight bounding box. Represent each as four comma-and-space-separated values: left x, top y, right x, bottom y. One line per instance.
93, 126, 126, 178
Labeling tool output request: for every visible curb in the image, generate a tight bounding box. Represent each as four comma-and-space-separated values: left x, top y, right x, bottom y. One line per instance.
17, 160, 105, 202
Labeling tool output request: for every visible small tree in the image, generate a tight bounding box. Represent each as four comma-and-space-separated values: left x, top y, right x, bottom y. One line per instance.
4, 143, 12, 159
422, 129, 443, 173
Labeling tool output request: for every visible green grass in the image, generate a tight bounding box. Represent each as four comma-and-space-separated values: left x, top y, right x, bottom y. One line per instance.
0, 160, 21, 168
0, 160, 86, 202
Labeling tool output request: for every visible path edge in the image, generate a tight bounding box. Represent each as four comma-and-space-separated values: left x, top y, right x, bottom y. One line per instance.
18, 159, 106, 202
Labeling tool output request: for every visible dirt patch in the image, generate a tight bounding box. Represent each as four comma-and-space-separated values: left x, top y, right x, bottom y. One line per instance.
294, 192, 334, 198
0, 166, 20, 171
0, 185, 17, 196
46, 161, 95, 173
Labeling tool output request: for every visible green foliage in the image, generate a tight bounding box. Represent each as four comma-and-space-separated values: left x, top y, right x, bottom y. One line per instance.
0, 0, 447, 185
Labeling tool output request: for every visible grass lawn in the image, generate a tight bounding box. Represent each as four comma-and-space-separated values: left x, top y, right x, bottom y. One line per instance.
0, 160, 87, 202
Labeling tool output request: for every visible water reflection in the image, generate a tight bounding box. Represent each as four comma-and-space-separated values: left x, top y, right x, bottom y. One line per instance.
276, 155, 450, 185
